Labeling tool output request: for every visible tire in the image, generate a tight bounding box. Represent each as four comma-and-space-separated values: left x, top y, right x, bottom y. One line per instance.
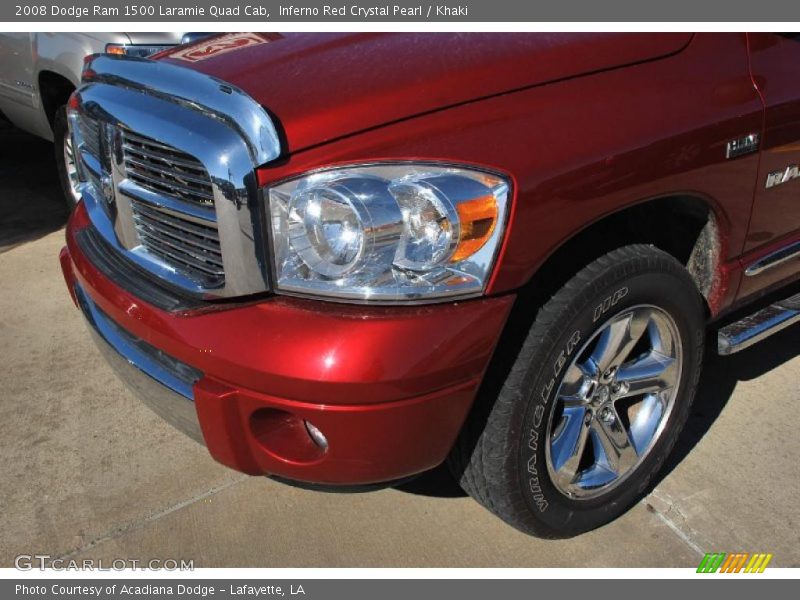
449, 244, 705, 538
54, 104, 81, 210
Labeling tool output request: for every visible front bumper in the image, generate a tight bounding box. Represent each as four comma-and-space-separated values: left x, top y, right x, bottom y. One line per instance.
61, 204, 515, 484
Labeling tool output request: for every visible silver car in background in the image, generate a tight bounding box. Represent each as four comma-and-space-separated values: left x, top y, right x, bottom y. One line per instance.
0, 32, 207, 207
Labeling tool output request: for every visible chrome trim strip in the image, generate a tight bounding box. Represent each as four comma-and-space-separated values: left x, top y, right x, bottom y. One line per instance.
75, 285, 205, 443
83, 54, 280, 166
70, 54, 281, 298
744, 240, 800, 277
717, 294, 800, 355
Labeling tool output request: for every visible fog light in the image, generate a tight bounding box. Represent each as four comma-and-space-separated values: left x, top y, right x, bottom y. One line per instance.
250, 409, 326, 463
304, 420, 329, 450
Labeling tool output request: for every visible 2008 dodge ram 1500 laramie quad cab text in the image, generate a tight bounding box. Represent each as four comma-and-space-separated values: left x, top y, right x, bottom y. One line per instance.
59, 32, 800, 537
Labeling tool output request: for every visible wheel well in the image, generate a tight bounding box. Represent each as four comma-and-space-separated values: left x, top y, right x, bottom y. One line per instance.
38, 71, 74, 130
517, 195, 718, 316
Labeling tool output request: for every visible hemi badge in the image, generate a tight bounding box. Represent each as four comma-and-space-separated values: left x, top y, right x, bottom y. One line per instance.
766, 164, 799, 189
726, 133, 760, 159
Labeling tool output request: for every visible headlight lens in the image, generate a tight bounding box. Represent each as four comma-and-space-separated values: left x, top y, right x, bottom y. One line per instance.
105, 44, 174, 58
289, 185, 365, 278
267, 164, 510, 302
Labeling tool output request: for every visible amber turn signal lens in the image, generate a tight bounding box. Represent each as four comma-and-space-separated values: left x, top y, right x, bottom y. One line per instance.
451, 195, 498, 262
105, 45, 127, 56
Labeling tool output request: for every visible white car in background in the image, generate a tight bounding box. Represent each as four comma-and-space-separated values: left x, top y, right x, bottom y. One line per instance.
0, 32, 209, 207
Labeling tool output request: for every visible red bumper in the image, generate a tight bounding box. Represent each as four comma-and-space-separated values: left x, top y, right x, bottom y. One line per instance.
61, 204, 514, 484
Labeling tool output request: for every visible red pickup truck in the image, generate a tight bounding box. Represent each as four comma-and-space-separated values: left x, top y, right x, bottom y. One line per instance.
60, 32, 800, 537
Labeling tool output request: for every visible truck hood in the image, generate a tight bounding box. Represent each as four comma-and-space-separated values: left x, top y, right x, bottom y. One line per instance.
160, 32, 692, 155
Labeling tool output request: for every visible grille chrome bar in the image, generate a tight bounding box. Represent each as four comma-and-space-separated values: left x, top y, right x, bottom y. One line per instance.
122, 142, 209, 172
78, 114, 101, 158
123, 130, 188, 152
133, 213, 223, 258
131, 199, 224, 287
138, 234, 225, 278
131, 201, 220, 243
125, 156, 212, 187
121, 130, 215, 207
135, 227, 222, 266
126, 166, 215, 203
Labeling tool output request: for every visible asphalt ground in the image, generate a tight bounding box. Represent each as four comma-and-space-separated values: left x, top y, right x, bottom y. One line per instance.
1, 122, 798, 567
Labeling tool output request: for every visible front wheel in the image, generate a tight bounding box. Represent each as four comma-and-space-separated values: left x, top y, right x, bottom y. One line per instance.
450, 244, 705, 537
54, 104, 81, 210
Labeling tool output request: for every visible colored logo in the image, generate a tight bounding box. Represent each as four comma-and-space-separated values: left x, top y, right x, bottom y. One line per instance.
697, 553, 773, 573
170, 33, 280, 63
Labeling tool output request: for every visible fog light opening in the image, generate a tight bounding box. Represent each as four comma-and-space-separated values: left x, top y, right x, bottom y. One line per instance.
249, 409, 327, 463
304, 420, 329, 451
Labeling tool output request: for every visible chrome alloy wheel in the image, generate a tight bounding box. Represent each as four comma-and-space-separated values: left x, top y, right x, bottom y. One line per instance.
63, 133, 82, 204
545, 305, 683, 499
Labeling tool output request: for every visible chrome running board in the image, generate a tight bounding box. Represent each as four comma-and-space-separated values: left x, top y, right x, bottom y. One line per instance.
718, 292, 800, 355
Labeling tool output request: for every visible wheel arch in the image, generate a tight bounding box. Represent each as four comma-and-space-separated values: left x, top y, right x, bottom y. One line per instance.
512, 193, 726, 319
37, 70, 76, 131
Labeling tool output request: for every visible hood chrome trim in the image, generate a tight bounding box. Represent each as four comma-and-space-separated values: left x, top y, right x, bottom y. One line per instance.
83, 54, 280, 165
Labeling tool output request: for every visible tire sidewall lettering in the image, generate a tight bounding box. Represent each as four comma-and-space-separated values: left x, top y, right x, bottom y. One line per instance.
593, 286, 629, 322
528, 329, 580, 512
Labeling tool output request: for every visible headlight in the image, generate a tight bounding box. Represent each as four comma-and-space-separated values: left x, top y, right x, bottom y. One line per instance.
267, 164, 510, 302
105, 44, 174, 58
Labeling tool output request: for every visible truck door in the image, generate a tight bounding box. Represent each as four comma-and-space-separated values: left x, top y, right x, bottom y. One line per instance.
0, 33, 36, 111
740, 33, 800, 297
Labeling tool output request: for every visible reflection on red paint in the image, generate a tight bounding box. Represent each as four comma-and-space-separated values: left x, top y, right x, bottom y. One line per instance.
170, 32, 281, 63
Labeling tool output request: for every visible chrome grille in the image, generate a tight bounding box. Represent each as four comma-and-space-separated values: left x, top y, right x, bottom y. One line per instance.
78, 114, 101, 158
75, 114, 104, 199
74, 53, 279, 298
130, 199, 224, 287
122, 131, 215, 207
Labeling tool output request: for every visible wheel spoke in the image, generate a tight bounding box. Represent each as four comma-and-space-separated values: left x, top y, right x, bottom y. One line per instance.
628, 391, 668, 454
575, 463, 617, 490
559, 364, 591, 405
577, 355, 600, 380
550, 406, 591, 486
589, 309, 650, 377
615, 350, 676, 398
590, 409, 639, 475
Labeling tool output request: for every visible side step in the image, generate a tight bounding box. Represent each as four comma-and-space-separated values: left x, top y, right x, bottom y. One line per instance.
718, 292, 800, 355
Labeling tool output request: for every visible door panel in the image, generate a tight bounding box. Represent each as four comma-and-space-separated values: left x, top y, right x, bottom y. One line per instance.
0, 33, 36, 108
741, 33, 800, 297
